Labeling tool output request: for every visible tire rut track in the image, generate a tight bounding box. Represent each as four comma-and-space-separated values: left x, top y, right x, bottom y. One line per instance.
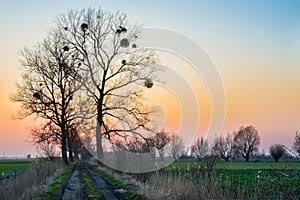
62, 163, 127, 200
62, 163, 84, 200
84, 163, 126, 200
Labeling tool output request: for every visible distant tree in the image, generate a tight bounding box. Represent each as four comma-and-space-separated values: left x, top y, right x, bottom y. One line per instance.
191, 137, 209, 161
113, 137, 155, 154
269, 144, 286, 162
127, 138, 155, 154
212, 133, 233, 162
233, 125, 260, 162
26, 154, 31, 159
152, 131, 171, 161
169, 135, 185, 160
31, 123, 61, 160
36, 140, 60, 160
68, 124, 84, 160
293, 131, 300, 157
190, 137, 219, 174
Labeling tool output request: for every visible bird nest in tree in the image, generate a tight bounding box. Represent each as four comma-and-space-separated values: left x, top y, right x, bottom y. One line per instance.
144, 79, 153, 88
33, 92, 41, 99
80, 23, 88, 32
63, 46, 69, 51
115, 26, 127, 34
120, 39, 129, 47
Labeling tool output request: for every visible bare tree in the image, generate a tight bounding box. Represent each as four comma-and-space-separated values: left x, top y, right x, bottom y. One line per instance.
152, 131, 171, 161
233, 125, 260, 162
12, 31, 80, 164
114, 137, 155, 153
30, 122, 61, 146
269, 144, 286, 162
212, 133, 233, 162
169, 135, 185, 160
55, 8, 160, 160
293, 131, 300, 157
191, 137, 209, 161
33, 126, 61, 160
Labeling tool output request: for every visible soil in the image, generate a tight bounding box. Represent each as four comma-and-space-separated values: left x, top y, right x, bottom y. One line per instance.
61, 163, 127, 200
62, 164, 84, 200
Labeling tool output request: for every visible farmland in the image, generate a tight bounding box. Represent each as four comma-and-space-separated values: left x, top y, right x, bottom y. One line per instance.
149, 161, 300, 199
167, 160, 300, 170
0, 159, 34, 179
0, 159, 299, 199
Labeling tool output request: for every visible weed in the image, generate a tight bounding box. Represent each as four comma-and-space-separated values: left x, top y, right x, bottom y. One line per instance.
38, 163, 74, 200
88, 164, 147, 200
81, 164, 101, 200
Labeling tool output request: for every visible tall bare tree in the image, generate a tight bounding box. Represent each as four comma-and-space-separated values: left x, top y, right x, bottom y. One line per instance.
12, 31, 80, 164
55, 8, 160, 160
233, 125, 260, 162
212, 133, 233, 162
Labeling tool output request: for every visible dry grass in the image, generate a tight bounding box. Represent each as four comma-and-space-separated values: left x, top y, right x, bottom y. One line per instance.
92, 164, 231, 199
139, 172, 233, 200
138, 170, 300, 200
0, 160, 64, 200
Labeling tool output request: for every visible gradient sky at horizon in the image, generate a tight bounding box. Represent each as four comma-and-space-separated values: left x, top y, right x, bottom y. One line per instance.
0, 0, 299, 157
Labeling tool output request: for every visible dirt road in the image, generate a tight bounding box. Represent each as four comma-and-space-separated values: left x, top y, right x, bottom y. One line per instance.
62, 163, 127, 200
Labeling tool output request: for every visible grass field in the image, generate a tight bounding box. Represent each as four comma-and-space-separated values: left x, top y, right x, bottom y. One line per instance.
167, 160, 300, 170
1, 159, 299, 199
162, 161, 300, 198
0, 159, 34, 179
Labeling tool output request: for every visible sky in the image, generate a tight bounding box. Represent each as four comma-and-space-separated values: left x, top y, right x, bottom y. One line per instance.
0, 0, 299, 157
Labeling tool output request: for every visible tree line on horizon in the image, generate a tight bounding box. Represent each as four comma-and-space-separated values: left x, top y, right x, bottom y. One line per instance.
111, 125, 300, 163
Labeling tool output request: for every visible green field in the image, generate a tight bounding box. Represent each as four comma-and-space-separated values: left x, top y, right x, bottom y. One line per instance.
163, 161, 300, 198
168, 160, 300, 170
0, 160, 34, 179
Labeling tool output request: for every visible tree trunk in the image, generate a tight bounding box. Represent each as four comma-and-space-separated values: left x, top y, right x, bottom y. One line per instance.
67, 134, 74, 162
224, 157, 230, 162
61, 129, 69, 165
159, 149, 164, 161
198, 157, 201, 162
73, 147, 79, 160
96, 121, 104, 161
245, 155, 249, 162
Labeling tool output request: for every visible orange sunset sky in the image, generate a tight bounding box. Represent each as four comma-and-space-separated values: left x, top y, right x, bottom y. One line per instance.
0, 1, 299, 157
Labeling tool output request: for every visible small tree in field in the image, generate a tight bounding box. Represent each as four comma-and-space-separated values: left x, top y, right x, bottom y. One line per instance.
191, 137, 219, 174
233, 125, 260, 162
191, 137, 208, 161
152, 131, 171, 161
212, 133, 233, 162
269, 144, 286, 162
293, 131, 300, 157
169, 135, 185, 160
